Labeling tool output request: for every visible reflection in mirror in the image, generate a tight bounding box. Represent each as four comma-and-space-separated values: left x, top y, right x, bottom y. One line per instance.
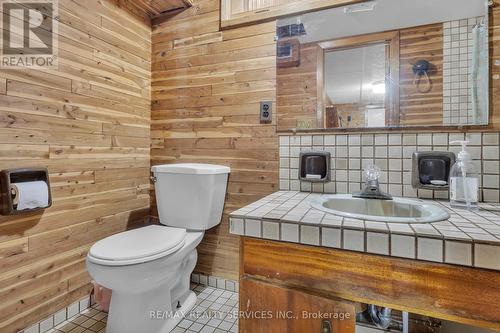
276, 0, 490, 131
323, 38, 397, 128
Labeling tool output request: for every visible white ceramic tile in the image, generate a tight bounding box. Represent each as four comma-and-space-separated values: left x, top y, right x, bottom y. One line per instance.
391, 234, 416, 259
199, 274, 208, 285
262, 221, 280, 240
313, 135, 324, 146
38, 317, 53, 333
79, 296, 90, 312
24, 324, 39, 333
290, 136, 300, 146
474, 243, 500, 270
67, 301, 79, 318
343, 230, 365, 252
279, 136, 289, 146
300, 226, 320, 245
229, 218, 244, 235
483, 146, 499, 160
366, 232, 389, 255
244, 219, 261, 237
216, 278, 226, 290
301, 135, 312, 146
225, 280, 236, 292
337, 135, 348, 145
208, 275, 217, 287
417, 238, 444, 263
53, 309, 67, 326
321, 227, 341, 248
324, 135, 335, 145
279, 146, 289, 157
445, 241, 472, 266
281, 223, 299, 242
374, 134, 388, 146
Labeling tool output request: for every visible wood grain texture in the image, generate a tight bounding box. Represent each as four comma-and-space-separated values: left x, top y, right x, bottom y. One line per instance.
277, 42, 320, 130
490, 1, 500, 128
240, 277, 356, 333
241, 238, 500, 331
111, 0, 192, 21
151, 0, 278, 281
399, 23, 444, 126
0, 1, 151, 332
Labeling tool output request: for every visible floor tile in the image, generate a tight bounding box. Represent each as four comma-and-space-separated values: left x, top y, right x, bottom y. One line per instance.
48, 284, 239, 333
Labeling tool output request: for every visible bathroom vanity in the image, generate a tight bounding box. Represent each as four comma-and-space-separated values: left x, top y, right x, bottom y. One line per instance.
230, 191, 500, 332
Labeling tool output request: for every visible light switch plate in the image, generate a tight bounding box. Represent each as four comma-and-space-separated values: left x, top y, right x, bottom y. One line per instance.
260, 101, 272, 123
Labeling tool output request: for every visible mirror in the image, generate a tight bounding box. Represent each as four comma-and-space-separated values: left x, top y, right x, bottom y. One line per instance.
276, 0, 490, 131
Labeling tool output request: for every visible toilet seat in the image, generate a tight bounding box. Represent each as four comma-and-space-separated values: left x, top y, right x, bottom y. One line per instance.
88, 225, 186, 266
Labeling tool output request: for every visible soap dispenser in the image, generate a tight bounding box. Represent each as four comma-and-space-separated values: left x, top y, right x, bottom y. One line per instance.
449, 141, 479, 210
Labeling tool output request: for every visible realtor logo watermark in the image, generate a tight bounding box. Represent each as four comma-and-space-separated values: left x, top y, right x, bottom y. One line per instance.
0, 0, 58, 68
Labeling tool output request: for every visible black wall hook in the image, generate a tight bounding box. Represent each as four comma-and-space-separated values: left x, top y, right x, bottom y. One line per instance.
412, 59, 431, 76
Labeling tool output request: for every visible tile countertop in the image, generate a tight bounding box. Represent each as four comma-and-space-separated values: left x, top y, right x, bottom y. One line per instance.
229, 191, 500, 271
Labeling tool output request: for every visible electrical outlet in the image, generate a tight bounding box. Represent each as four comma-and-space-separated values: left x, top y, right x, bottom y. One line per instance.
260, 101, 272, 124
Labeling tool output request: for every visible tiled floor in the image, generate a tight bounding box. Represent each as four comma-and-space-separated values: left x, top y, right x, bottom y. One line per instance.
46, 284, 239, 333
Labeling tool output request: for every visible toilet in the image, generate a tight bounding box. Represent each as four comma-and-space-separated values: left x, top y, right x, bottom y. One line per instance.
86, 163, 230, 333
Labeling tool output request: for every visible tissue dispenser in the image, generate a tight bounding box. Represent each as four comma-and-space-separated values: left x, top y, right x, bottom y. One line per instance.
412, 151, 456, 191
0, 168, 52, 215
299, 151, 331, 182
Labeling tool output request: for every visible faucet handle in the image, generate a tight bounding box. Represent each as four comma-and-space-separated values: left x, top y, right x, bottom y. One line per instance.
364, 165, 381, 182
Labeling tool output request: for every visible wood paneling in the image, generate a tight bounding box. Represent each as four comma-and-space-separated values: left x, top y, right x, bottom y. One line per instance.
490, 1, 500, 128
0, 1, 151, 332
277, 43, 320, 130
242, 238, 500, 331
240, 277, 356, 333
151, 0, 278, 281
399, 23, 444, 126
111, 0, 192, 21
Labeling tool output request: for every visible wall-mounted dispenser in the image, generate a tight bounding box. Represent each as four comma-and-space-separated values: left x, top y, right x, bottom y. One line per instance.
412, 152, 456, 191
0, 168, 52, 215
299, 151, 331, 182
412, 59, 433, 93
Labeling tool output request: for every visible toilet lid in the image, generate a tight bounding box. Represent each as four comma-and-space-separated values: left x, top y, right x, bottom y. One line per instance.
89, 225, 186, 264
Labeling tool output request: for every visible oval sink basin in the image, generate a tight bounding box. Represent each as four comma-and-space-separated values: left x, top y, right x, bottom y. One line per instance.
310, 194, 450, 224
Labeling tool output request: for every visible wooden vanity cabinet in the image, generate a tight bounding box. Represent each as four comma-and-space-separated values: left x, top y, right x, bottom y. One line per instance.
220, 0, 366, 29
239, 277, 356, 333
239, 237, 500, 331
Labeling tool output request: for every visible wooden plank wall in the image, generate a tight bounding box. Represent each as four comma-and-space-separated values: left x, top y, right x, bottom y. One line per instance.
491, 1, 500, 127
277, 43, 320, 130
0, 1, 151, 332
150, 0, 278, 280
399, 23, 444, 126
111, 0, 192, 21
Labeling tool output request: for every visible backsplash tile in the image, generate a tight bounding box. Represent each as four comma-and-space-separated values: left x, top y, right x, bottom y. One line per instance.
442, 17, 484, 125
279, 132, 500, 202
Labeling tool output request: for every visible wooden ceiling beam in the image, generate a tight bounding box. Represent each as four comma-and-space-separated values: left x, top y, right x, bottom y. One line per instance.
112, 0, 192, 23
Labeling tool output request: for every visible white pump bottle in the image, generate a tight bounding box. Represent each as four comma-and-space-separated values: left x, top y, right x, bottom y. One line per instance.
449, 141, 479, 210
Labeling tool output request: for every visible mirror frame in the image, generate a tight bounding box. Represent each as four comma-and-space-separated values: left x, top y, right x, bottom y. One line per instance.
276, 7, 493, 133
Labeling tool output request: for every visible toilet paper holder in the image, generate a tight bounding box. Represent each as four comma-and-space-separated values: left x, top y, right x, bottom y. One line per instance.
0, 168, 52, 215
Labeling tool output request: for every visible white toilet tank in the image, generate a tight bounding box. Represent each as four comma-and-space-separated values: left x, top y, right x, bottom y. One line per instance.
151, 164, 230, 230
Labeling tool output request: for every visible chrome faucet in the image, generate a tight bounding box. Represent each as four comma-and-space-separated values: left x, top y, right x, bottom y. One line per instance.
353, 165, 393, 200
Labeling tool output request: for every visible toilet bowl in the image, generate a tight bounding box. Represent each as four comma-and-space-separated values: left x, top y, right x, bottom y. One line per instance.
86, 164, 230, 333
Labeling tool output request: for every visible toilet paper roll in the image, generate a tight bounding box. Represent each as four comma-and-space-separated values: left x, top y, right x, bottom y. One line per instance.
11, 181, 49, 210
